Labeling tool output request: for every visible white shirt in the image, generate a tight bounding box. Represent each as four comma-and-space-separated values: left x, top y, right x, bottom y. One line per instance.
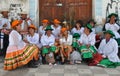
78, 33, 96, 46
39, 26, 46, 36
71, 27, 84, 35
51, 25, 61, 39
26, 33, 39, 45
98, 38, 120, 62
41, 34, 55, 46
0, 18, 11, 29
20, 18, 32, 31
8, 30, 26, 51
105, 23, 120, 38
59, 34, 73, 45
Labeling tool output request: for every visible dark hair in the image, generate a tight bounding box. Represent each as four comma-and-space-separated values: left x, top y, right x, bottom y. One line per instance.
88, 19, 96, 27
75, 20, 83, 28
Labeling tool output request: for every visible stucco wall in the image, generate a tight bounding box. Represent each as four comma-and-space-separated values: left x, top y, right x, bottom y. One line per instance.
94, 0, 120, 25
0, 0, 39, 27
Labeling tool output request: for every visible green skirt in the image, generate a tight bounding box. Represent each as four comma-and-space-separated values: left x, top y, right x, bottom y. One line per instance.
79, 45, 97, 59
98, 58, 120, 68
42, 46, 56, 55
72, 42, 79, 48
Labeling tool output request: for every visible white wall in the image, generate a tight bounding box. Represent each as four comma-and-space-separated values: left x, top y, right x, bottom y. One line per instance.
94, 0, 120, 25
0, 0, 39, 27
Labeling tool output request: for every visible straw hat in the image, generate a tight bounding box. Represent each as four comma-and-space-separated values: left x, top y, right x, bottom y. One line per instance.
20, 11, 28, 15
0, 8, 9, 13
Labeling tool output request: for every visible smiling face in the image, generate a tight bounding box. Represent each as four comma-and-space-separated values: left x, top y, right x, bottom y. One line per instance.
28, 28, 35, 35
84, 27, 89, 34
46, 30, 52, 36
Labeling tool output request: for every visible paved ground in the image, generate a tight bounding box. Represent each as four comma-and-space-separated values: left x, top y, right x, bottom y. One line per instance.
0, 56, 120, 76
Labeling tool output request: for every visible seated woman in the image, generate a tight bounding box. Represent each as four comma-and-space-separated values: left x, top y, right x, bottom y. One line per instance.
59, 27, 73, 63
4, 20, 39, 70
25, 24, 40, 48
88, 19, 96, 33
71, 20, 84, 35
78, 24, 97, 61
51, 19, 61, 39
105, 13, 119, 38
105, 13, 120, 45
39, 19, 49, 37
97, 30, 120, 68
72, 33, 80, 49
41, 25, 57, 65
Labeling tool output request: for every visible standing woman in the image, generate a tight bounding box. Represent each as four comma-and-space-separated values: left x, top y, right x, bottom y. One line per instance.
4, 20, 39, 70
71, 20, 84, 35
78, 24, 97, 60
59, 27, 73, 63
97, 30, 120, 68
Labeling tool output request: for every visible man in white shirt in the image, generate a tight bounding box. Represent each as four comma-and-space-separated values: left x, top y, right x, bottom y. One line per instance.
0, 8, 11, 56
19, 11, 32, 32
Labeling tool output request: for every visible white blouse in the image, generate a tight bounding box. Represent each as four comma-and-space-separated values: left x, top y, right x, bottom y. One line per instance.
39, 26, 46, 36
9, 30, 26, 50
41, 34, 55, 46
51, 25, 61, 39
59, 34, 73, 45
26, 33, 40, 46
105, 23, 120, 38
98, 38, 120, 62
71, 27, 84, 35
78, 33, 96, 46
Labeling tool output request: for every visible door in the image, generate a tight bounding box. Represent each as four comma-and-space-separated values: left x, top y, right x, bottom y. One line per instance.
39, 0, 92, 24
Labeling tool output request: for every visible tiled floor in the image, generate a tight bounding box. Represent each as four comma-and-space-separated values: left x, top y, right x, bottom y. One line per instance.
0, 57, 120, 76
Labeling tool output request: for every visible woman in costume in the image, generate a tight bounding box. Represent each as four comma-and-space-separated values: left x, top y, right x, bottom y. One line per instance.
97, 30, 120, 68
78, 24, 97, 60
51, 19, 61, 39
39, 19, 49, 37
105, 13, 120, 45
25, 24, 40, 48
41, 25, 57, 65
4, 20, 39, 70
71, 20, 84, 35
59, 27, 73, 63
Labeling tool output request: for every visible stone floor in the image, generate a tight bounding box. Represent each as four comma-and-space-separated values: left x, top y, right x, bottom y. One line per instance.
0, 56, 120, 76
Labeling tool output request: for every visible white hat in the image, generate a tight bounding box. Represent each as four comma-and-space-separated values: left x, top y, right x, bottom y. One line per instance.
1, 8, 9, 12
20, 11, 28, 14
